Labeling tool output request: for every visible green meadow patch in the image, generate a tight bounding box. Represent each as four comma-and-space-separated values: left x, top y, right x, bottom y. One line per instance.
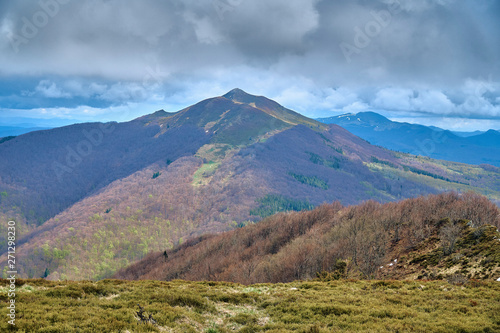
192, 162, 221, 186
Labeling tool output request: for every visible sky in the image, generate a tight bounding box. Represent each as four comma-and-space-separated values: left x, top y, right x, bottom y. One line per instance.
0, 0, 499, 131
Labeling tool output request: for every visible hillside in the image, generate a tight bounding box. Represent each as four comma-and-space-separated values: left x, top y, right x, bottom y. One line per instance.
318, 112, 500, 166
116, 192, 500, 284
0, 119, 209, 228
1, 90, 500, 281
0, 89, 320, 230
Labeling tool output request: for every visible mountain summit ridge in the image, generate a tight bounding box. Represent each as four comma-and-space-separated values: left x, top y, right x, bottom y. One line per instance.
222, 87, 257, 101
221, 88, 327, 130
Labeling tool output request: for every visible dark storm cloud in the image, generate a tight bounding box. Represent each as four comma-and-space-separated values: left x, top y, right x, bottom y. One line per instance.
0, 0, 499, 129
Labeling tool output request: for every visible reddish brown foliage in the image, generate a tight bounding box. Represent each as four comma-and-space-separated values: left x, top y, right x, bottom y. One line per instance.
115, 192, 500, 283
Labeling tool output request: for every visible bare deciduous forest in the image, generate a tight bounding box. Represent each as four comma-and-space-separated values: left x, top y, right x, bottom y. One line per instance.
116, 192, 500, 284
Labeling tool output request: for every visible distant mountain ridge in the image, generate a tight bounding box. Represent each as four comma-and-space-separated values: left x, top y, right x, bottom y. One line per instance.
0, 126, 52, 138
1, 89, 499, 280
317, 112, 500, 166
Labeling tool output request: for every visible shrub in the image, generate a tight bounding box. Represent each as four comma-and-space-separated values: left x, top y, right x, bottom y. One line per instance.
447, 273, 468, 285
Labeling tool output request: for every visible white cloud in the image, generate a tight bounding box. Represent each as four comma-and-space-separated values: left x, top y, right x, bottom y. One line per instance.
0, 102, 152, 123
0, 0, 498, 131
184, 13, 225, 45
390, 0, 456, 12
35, 80, 71, 98
273, 85, 369, 116
222, 0, 320, 50
412, 90, 455, 115
373, 88, 413, 111
390, 116, 500, 132
342, 101, 371, 113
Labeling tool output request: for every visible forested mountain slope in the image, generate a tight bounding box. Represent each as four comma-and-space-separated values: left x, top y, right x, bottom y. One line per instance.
116, 192, 500, 284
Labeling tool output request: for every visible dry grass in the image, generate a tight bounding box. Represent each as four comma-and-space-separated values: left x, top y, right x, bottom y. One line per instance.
1, 278, 499, 332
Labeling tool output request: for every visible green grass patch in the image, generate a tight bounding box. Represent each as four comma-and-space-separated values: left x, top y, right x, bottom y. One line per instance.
192, 162, 221, 186
3, 279, 498, 332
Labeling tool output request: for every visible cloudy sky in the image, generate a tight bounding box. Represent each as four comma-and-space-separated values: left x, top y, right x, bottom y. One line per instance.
1, 0, 499, 130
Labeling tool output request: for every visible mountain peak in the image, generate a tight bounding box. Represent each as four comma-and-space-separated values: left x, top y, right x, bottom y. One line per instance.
319, 112, 391, 125
356, 111, 391, 123
222, 88, 255, 101
225, 88, 247, 94
221, 88, 327, 131
135, 109, 171, 123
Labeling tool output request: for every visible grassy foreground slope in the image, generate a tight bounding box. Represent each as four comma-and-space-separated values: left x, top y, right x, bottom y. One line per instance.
1, 278, 499, 332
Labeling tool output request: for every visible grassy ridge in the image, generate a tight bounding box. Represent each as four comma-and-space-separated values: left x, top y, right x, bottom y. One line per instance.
0, 279, 499, 332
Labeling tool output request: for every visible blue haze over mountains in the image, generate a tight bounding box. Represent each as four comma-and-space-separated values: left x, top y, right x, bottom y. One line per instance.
317, 112, 500, 167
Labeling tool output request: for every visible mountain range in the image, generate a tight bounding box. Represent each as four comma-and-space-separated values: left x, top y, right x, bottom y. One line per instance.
1, 89, 499, 280
317, 112, 500, 166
